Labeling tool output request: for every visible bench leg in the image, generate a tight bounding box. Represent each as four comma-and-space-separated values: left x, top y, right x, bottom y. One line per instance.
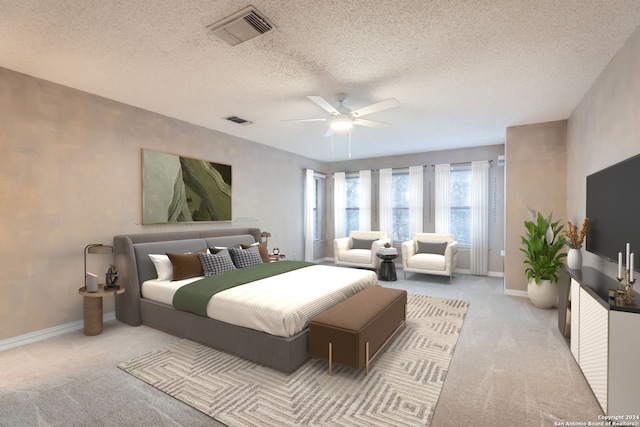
365, 342, 370, 376
404, 304, 408, 329
328, 342, 333, 376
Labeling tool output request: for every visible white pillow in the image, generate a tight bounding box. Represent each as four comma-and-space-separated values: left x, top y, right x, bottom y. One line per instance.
148, 254, 173, 281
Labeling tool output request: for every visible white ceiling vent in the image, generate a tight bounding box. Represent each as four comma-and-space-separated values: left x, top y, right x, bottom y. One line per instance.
208, 6, 275, 46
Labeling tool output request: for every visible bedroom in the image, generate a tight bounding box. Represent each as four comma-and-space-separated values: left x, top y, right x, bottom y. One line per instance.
1, 1, 640, 426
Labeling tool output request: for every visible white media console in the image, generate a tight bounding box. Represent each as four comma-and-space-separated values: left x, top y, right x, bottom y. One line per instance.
563, 267, 640, 415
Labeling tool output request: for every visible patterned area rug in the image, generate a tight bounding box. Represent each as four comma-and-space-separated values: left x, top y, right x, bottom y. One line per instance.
118, 294, 469, 427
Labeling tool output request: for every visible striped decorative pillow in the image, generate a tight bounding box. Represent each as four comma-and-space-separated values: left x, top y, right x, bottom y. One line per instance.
229, 246, 263, 268
198, 250, 236, 276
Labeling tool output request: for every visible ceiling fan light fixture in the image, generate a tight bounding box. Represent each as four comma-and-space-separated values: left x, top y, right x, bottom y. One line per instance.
330, 116, 353, 131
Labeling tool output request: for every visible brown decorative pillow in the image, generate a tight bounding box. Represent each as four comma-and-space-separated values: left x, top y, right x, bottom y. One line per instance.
241, 242, 269, 263
167, 249, 207, 281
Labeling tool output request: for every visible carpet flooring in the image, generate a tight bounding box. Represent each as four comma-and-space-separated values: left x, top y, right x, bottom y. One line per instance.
0, 272, 604, 426
118, 294, 469, 427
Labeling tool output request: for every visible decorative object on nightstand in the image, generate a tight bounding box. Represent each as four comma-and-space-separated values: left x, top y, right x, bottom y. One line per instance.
564, 218, 589, 270
84, 244, 113, 293
520, 209, 567, 309
104, 264, 119, 291
269, 249, 285, 262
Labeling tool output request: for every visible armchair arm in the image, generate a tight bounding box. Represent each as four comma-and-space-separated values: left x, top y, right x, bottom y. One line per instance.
444, 241, 458, 263
401, 240, 416, 267
333, 237, 351, 259
370, 238, 391, 263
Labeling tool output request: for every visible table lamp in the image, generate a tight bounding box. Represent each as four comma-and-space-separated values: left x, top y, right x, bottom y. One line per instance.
84, 244, 113, 292
261, 231, 271, 246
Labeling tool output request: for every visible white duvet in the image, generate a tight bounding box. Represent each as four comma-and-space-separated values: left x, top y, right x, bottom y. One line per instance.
141, 264, 377, 337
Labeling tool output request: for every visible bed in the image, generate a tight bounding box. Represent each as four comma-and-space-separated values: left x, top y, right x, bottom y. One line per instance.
113, 228, 378, 373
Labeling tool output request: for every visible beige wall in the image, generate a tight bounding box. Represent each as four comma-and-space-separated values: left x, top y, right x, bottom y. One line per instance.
504, 120, 567, 293
0, 68, 324, 341
566, 25, 640, 280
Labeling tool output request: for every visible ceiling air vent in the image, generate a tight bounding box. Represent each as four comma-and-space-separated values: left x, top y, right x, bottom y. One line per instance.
208, 6, 275, 46
224, 116, 253, 125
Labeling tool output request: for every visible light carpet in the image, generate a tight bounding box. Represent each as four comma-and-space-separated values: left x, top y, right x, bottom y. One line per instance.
118, 293, 469, 427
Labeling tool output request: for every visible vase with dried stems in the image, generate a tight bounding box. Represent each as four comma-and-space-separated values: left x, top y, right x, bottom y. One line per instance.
564, 218, 589, 270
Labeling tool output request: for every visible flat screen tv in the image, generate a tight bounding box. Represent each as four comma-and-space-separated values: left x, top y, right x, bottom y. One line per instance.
586, 153, 640, 273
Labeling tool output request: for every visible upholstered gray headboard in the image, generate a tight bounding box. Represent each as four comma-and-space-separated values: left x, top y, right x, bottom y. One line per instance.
113, 228, 261, 326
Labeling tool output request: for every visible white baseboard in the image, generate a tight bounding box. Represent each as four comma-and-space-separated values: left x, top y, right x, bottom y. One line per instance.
504, 289, 528, 298
0, 311, 116, 352
488, 271, 504, 278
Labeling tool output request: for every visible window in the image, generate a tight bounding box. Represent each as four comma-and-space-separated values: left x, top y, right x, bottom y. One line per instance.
345, 174, 360, 235
450, 166, 471, 246
392, 172, 410, 242
313, 175, 325, 241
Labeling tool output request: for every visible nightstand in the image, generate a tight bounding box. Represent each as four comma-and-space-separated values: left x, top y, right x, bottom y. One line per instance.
78, 284, 125, 336
269, 253, 286, 262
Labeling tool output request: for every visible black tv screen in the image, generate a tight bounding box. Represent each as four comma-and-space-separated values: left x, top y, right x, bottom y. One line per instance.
586, 153, 640, 273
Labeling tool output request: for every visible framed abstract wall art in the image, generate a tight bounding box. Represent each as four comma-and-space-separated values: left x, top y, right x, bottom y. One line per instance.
142, 149, 232, 224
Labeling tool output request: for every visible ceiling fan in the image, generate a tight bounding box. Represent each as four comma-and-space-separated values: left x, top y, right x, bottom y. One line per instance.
285, 95, 400, 137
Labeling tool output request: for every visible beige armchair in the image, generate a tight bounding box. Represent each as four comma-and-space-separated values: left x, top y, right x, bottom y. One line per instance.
401, 233, 458, 282
334, 231, 391, 270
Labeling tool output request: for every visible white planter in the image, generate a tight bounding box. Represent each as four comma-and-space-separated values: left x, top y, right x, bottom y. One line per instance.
567, 248, 583, 270
527, 278, 558, 309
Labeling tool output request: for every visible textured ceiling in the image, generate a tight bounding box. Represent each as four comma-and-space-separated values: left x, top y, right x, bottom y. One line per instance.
1, 1, 640, 161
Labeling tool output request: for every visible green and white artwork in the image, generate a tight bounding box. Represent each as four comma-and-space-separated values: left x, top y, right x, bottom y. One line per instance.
142, 149, 232, 224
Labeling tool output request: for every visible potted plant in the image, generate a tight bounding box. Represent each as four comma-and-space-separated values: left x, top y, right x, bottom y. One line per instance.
564, 218, 589, 269
520, 210, 567, 308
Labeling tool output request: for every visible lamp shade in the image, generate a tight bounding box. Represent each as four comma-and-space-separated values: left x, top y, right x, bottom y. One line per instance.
84, 244, 113, 291
87, 244, 113, 254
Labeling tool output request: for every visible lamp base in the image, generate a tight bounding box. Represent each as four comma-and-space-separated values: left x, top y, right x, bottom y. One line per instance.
103, 284, 120, 292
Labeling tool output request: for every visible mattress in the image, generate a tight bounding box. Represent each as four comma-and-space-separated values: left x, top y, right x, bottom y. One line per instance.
141, 265, 377, 337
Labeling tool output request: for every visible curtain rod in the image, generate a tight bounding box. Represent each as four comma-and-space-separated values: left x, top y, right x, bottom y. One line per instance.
331, 165, 429, 175
303, 169, 327, 178
431, 160, 493, 167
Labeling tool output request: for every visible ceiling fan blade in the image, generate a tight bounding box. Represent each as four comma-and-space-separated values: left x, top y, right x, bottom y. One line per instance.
353, 118, 391, 128
307, 96, 341, 115
351, 98, 399, 117
281, 118, 327, 123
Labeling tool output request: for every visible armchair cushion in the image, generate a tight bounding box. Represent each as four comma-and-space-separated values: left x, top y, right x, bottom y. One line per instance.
406, 254, 446, 271
417, 241, 448, 255
351, 238, 379, 250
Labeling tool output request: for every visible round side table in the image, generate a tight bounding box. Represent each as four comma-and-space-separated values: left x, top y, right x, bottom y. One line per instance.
377, 253, 399, 281
78, 284, 125, 336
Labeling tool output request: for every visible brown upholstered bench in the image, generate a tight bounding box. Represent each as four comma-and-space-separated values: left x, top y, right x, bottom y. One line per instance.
309, 286, 407, 375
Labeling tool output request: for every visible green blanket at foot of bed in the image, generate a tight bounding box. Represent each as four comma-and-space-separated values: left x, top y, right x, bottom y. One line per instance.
172, 260, 314, 316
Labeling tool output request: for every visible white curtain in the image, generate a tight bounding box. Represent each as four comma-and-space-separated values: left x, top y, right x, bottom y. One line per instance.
359, 170, 371, 230
435, 164, 451, 233
471, 161, 489, 275
334, 172, 346, 238
408, 166, 423, 237
304, 169, 315, 262
379, 168, 393, 244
